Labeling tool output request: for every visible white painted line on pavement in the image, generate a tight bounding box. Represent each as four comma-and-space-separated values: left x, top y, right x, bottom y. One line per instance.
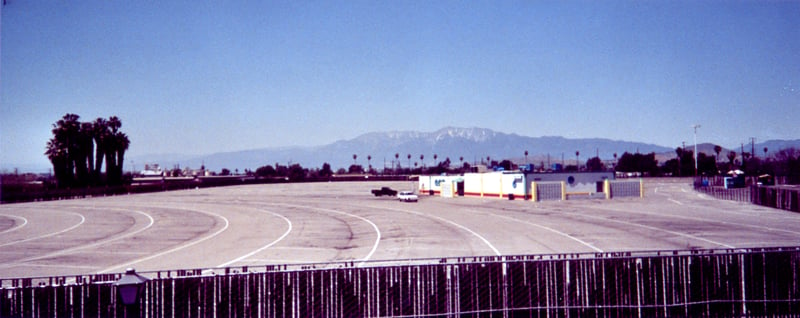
0, 212, 85, 248
491, 213, 603, 252
596, 203, 800, 240
0, 214, 28, 235
1, 208, 156, 267
216, 209, 293, 268
668, 198, 684, 205
99, 207, 230, 274
274, 203, 382, 267
378, 205, 502, 257
577, 211, 735, 248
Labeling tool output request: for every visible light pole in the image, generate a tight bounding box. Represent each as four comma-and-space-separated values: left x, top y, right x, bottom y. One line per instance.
693, 124, 701, 177
115, 268, 149, 317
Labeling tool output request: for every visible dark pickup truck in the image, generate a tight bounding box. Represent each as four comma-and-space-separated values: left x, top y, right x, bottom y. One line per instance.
371, 187, 398, 197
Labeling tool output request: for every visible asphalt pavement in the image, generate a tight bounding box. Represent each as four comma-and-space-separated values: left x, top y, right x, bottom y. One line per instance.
1, 178, 799, 279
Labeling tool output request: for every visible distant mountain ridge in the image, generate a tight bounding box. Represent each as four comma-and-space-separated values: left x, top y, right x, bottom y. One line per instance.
10, 128, 798, 174
122, 127, 800, 173
128, 127, 661, 172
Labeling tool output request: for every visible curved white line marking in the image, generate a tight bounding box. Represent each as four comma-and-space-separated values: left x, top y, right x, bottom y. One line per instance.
99, 207, 230, 273
0, 212, 86, 247
577, 211, 736, 248
598, 201, 800, 242
276, 203, 381, 267
5, 208, 156, 266
0, 214, 28, 235
491, 213, 603, 252
668, 198, 684, 205
380, 205, 502, 256
216, 208, 293, 268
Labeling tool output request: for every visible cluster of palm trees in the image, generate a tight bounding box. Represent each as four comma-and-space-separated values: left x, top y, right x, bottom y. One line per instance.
45, 114, 130, 187
349, 153, 468, 175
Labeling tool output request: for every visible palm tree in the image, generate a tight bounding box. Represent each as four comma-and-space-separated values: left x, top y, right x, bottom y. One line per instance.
47, 114, 81, 187
367, 155, 372, 173
104, 116, 123, 183
80, 122, 95, 181
524, 150, 529, 164
353, 154, 357, 165
727, 151, 737, 168
433, 154, 438, 166
114, 132, 130, 183
45, 138, 69, 187
92, 118, 108, 180
407, 154, 411, 170
420, 154, 424, 169
575, 151, 580, 171
73, 122, 94, 185
45, 114, 132, 187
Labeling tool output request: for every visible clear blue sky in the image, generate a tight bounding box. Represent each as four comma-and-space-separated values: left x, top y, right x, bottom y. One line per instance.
2, 1, 799, 171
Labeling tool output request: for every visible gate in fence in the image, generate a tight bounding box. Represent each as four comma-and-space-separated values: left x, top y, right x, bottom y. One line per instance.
2, 247, 799, 317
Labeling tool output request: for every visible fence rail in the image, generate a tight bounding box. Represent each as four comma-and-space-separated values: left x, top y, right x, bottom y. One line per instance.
694, 177, 800, 213
694, 185, 752, 202
2, 247, 799, 317
751, 186, 800, 212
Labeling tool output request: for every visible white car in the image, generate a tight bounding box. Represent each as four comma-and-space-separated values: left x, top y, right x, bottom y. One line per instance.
397, 191, 418, 202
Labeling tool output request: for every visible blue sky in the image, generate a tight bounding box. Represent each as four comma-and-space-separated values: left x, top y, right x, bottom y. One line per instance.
2, 1, 799, 171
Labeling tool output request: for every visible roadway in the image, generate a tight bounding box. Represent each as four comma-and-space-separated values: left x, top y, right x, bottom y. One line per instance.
1, 178, 799, 279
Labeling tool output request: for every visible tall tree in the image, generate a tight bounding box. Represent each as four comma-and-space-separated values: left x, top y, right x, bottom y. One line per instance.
319, 163, 333, 178
45, 114, 129, 187
91, 117, 109, 181
112, 131, 130, 184
45, 138, 70, 187
586, 157, 605, 172
727, 151, 737, 168
713, 145, 722, 172
46, 114, 81, 187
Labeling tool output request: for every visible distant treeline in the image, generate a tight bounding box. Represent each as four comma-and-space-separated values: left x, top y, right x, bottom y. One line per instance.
618, 147, 800, 182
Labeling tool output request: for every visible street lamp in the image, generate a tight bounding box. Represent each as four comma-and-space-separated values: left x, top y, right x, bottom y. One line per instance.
115, 268, 149, 306
693, 124, 701, 177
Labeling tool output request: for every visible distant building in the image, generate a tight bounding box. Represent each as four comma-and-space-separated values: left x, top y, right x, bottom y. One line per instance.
140, 164, 165, 177
419, 171, 614, 200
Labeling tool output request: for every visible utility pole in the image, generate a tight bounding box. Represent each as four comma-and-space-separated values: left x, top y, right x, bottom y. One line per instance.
751, 137, 756, 159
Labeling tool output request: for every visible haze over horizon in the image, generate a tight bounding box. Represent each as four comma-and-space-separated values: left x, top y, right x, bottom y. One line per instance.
2, 1, 799, 171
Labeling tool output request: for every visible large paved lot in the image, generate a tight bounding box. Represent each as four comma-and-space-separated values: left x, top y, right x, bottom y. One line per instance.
1, 178, 799, 279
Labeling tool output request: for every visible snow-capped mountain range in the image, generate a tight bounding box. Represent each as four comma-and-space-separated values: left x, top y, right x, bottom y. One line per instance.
130, 127, 676, 172
124, 127, 800, 173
